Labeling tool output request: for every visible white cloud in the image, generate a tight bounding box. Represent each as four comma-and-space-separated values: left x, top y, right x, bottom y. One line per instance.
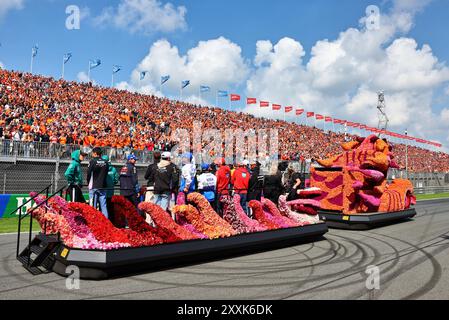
77, 71, 97, 85
121, 37, 249, 99
0, 61, 4, 69
244, 1, 449, 147
94, 0, 187, 34
441, 108, 449, 121
0, 0, 23, 18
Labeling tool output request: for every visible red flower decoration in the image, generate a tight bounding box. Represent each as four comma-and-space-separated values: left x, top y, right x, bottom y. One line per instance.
248, 200, 280, 230
69, 202, 131, 245
261, 198, 299, 228
138, 202, 200, 242
110, 196, 163, 245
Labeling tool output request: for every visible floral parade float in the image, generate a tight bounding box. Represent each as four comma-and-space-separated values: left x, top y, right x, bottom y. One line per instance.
20, 191, 327, 279
310, 134, 417, 229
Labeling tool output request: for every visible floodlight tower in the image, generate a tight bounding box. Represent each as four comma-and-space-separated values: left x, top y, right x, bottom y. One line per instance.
377, 91, 389, 136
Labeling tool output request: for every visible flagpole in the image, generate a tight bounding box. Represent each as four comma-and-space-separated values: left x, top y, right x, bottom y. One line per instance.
61, 56, 65, 79
30, 52, 34, 74
88, 61, 91, 82
111, 72, 114, 88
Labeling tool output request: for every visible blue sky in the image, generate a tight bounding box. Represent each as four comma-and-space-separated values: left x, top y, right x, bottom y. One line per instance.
2, 0, 447, 85
1, 0, 449, 148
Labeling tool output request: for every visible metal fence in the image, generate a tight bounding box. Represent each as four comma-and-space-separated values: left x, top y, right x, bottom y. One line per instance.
0, 160, 150, 194
0, 139, 154, 164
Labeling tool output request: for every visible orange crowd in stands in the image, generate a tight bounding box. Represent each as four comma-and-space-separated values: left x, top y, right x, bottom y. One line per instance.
1, 69, 448, 173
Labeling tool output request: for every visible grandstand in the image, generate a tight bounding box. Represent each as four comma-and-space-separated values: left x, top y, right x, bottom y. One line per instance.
1, 69, 449, 179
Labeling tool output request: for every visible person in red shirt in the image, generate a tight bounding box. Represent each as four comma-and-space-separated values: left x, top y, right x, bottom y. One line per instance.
231, 160, 250, 215
214, 157, 231, 215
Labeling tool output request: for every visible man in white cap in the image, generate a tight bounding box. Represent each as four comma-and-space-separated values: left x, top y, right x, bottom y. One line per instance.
148, 151, 179, 211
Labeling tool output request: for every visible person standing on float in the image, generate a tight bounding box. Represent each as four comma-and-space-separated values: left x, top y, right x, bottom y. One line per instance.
180, 152, 197, 195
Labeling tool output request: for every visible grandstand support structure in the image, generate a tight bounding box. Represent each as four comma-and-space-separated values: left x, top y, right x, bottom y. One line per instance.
377, 91, 389, 135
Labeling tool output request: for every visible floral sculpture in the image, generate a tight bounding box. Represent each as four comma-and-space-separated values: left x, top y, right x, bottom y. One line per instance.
31, 194, 130, 249
311, 134, 416, 214
68, 202, 146, 247
172, 204, 226, 239
186, 193, 237, 237
261, 198, 299, 228
248, 200, 281, 230
110, 196, 164, 245
138, 202, 201, 241
278, 195, 320, 225
29, 191, 320, 251
220, 195, 267, 233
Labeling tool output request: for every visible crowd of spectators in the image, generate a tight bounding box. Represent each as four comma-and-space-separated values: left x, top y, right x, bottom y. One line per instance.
1, 69, 448, 173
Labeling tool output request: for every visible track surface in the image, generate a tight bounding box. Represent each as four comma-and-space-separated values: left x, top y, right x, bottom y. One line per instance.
1, 199, 448, 300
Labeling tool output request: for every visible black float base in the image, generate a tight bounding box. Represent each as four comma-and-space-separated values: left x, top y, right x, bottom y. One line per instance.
318, 208, 417, 230
53, 222, 328, 280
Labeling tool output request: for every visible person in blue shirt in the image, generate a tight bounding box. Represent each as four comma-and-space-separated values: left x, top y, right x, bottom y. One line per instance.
180, 152, 197, 195
197, 163, 217, 208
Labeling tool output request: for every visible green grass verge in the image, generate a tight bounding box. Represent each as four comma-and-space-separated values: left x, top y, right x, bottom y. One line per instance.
416, 193, 449, 201
0, 217, 41, 234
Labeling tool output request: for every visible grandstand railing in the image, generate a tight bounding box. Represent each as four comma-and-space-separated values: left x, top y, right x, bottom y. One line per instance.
0, 139, 155, 163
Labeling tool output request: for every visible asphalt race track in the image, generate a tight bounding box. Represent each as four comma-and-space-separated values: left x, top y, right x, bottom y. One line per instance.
1, 199, 448, 300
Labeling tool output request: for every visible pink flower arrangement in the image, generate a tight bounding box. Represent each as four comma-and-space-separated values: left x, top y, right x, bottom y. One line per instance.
187, 193, 236, 237
231, 195, 267, 233
248, 200, 280, 230
278, 195, 320, 225
220, 195, 248, 234
31, 193, 129, 249
138, 202, 200, 242
175, 214, 208, 239
261, 198, 299, 228
68, 202, 132, 245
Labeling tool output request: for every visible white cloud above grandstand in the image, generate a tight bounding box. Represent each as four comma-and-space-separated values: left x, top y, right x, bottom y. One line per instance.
121, 37, 250, 99
94, 0, 187, 34
244, 0, 449, 145
77, 71, 97, 85
0, 0, 24, 18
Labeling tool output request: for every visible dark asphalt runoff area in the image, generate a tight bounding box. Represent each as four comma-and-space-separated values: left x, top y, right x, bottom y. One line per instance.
1, 199, 448, 300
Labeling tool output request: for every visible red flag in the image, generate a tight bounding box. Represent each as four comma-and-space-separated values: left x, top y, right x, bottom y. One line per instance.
230, 94, 240, 101
296, 108, 304, 115
285, 106, 293, 113
307, 112, 314, 118
352, 123, 360, 128
260, 101, 269, 107
359, 124, 366, 129
246, 97, 257, 104
315, 114, 324, 120
325, 116, 332, 122
272, 104, 281, 110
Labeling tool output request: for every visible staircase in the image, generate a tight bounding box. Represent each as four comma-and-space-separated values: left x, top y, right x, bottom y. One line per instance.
12, 183, 68, 276
17, 233, 61, 275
